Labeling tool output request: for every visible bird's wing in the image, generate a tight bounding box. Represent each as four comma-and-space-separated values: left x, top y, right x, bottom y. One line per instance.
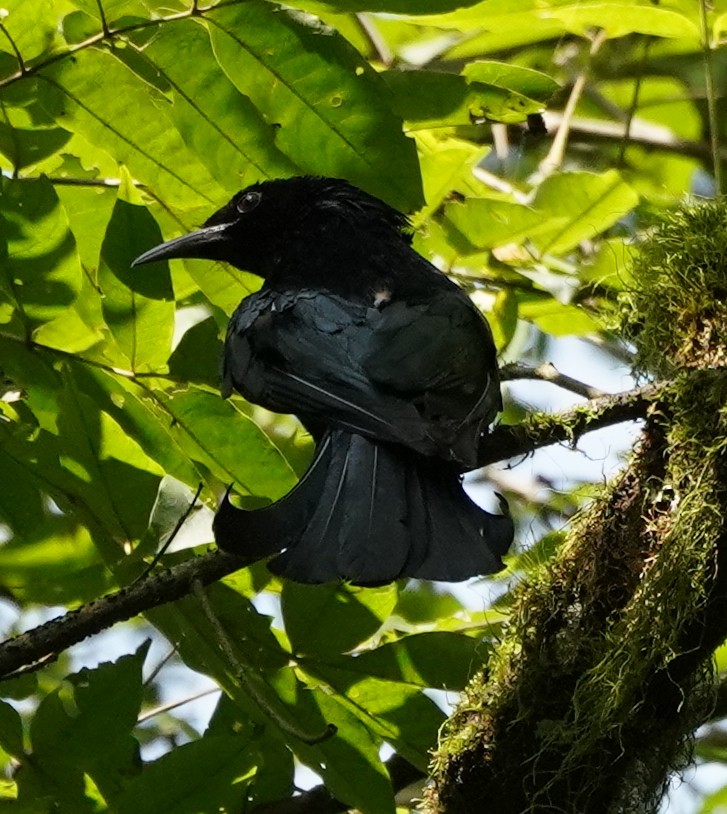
363, 292, 502, 467
222, 289, 439, 455
363, 293, 499, 401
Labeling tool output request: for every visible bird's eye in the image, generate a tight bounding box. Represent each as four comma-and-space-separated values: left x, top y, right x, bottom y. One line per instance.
236, 190, 261, 214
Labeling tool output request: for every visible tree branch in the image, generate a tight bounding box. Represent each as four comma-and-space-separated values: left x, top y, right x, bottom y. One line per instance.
479, 381, 663, 466
0, 550, 244, 679
500, 362, 607, 399
0, 382, 663, 679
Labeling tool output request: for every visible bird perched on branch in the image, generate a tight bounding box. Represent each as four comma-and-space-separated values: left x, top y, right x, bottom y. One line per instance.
134, 176, 513, 584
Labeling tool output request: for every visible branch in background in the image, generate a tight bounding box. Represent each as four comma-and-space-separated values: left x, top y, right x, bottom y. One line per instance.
538, 29, 608, 177
0, 381, 664, 680
544, 111, 724, 164
500, 362, 607, 399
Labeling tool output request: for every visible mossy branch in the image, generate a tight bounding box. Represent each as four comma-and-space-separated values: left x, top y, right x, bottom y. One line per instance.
480, 381, 662, 466
429, 199, 727, 814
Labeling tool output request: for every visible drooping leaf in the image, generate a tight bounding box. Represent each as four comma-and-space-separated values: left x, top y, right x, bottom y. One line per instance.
99, 198, 175, 372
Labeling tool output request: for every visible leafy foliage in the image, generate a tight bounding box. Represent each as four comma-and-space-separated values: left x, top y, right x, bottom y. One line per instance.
0, 0, 724, 811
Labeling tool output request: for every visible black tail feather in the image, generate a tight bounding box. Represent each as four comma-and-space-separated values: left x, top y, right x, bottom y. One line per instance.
214, 430, 513, 585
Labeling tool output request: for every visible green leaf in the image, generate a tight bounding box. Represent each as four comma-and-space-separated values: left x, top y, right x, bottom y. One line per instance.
131, 19, 298, 191
445, 196, 555, 249
0, 177, 81, 331
180, 257, 260, 316
69, 366, 201, 489
27, 646, 148, 804
300, 664, 440, 772
0, 452, 107, 603
532, 170, 638, 255
162, 390, 297, 500
282, 582, 398, 655
285, 0, 483, 12
539, 2, 699, 39
490, 289, 519, 350
99, 199, 175, 372
114, 735, 255, 814
0, 0, 62, 68
37, 48, 225, 207
207, 2, 423, 210
0, 701, 24, 758
517, 296, 600, 336
272, 668, 396, 814
207, 695, 294, 805
55, 364, 162, 560
330, 632, 483, 690
384, 70, 544, 127
168, 315, 224, 389
462, 61, 560, 103
55, 183, 117, 273
0, 113, 71, 171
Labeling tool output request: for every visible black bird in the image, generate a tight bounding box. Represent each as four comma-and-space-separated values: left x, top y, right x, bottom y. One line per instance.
134, 177, 513, 584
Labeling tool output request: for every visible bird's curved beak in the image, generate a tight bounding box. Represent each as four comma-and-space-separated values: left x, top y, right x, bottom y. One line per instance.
132, 222, 232, 267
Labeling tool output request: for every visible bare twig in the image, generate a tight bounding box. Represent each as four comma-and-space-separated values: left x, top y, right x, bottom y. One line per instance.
137, 687, 220, 723
543, 111, 725, 164
355, 13, 394, 66
93, 0, 111, 37
539, 29, 608, 177
618, 38, 651, 166
500, 362, 607, 399
0, 21, 25, 74
0, 0, 250, 90
135, 483, 204, 583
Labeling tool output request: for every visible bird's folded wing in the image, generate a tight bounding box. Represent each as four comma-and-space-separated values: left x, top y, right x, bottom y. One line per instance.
222, 289, 441, 454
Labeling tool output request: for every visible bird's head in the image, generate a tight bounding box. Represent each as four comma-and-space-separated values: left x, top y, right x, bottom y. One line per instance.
132, 176, 412, 278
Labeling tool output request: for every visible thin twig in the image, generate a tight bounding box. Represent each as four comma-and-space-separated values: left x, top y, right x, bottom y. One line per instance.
500, 362, 607, 400
355, 13, 394, 66
137, 687, 220, 724
700, 0, 723, 194
94, 0, 111, 37
618, 37, 651, 166
134, 483, 204, 583
539, 29, 608, 178
0, 21, 25, 74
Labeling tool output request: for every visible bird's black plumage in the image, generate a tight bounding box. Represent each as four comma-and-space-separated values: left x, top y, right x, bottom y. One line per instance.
134, 176, 513, 584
